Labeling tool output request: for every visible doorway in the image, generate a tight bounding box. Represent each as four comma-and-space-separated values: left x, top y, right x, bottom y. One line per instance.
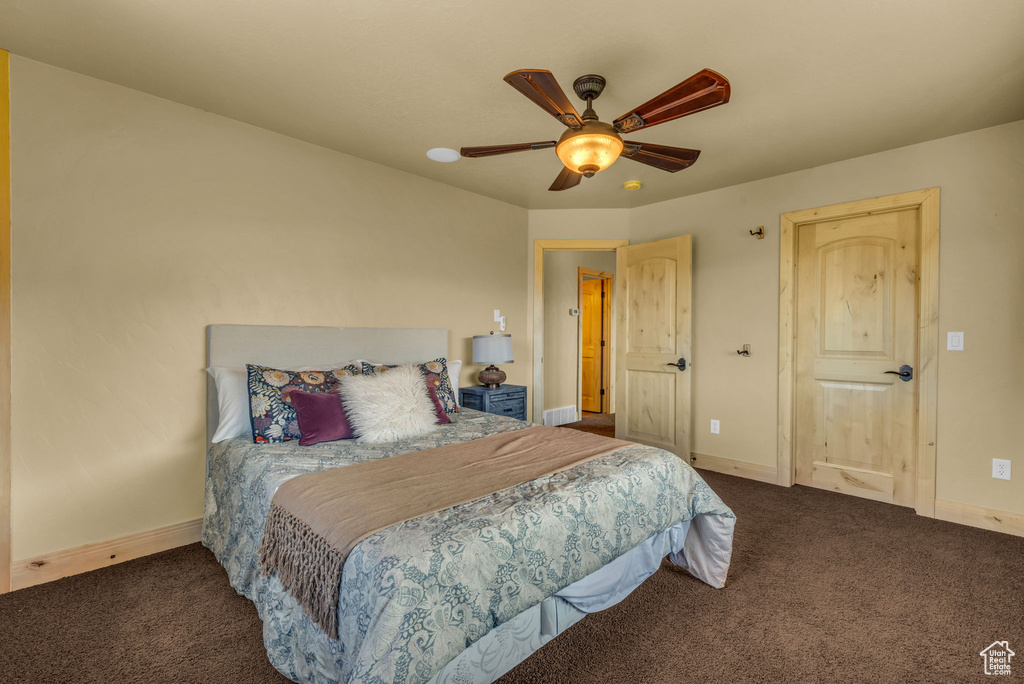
533, 236, 695, 462
532, 240, 627, 425
537, 246, 619, 425
778, 189, 940, 516
579, 267, 613, 414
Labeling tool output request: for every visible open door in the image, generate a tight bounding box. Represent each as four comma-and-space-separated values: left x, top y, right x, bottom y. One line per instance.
579, 267, 613, 414
580, 278, 604, 413
614, 236, 692, 459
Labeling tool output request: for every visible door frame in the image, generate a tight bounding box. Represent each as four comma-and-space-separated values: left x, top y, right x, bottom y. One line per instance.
532, 239, 627, 424
777, 188, 940, 516
577, 267, 614, 414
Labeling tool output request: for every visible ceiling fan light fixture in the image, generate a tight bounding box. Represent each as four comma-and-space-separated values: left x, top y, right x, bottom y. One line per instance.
465, 68, 730, 190
555, 122, 623, 177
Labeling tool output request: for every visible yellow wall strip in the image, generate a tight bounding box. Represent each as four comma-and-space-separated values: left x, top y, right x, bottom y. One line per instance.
0, 48, 12, 593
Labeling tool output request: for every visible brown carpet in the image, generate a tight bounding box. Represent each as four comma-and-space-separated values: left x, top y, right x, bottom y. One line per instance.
562, 412, 615, 438
1, 471, 1021, 683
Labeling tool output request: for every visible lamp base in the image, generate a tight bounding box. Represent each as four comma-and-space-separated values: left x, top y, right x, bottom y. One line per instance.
477, 365, 506, 389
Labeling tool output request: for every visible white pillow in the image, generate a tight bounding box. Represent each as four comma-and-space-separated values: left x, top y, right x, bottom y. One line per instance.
206, 361, 361, 443
448, 359, 462, 405
339, 364, 438, 443
206, 366, 251, 443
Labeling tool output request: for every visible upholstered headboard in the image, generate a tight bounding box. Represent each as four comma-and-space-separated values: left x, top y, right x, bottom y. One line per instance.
205, 324, 449, 444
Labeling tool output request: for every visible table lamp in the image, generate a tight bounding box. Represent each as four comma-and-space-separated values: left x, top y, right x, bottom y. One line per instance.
473, 332, 513, 388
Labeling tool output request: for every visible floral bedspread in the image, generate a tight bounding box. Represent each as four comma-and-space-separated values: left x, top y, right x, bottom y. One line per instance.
203, 409, 734, 684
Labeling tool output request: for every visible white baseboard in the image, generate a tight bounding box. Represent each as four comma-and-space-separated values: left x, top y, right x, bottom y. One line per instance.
934, 499, 1024, 538
12, 518, 203, 591
689, 452, 779, 484
543, 405, 577, 427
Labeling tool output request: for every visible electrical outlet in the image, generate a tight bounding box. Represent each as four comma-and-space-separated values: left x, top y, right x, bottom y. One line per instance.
494, 309, 502, 322
993, 459, 1011, 480
710, 419, 720, 435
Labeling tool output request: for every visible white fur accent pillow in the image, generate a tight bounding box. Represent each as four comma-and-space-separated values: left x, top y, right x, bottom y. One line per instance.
338, 364, 438, 443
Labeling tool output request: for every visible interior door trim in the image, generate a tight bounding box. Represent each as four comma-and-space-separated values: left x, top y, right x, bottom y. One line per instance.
0, 49, 11, 593
778, 188, 940, 517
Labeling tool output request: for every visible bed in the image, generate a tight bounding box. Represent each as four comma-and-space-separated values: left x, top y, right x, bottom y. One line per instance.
202, 324, 736, 684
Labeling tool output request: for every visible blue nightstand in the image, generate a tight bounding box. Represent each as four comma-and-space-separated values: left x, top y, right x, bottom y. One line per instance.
459, 384, 528, 421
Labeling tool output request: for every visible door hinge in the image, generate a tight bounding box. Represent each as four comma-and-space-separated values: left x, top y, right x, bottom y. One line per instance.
600, 340, 605, 347
600, 389, 605, 396
601, 291, 606, 298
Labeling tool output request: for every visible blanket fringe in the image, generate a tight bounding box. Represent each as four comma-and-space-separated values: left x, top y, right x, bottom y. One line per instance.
258, 504, 345, 639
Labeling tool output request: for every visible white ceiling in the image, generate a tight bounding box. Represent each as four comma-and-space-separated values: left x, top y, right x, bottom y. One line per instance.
2, 0, 1023, 209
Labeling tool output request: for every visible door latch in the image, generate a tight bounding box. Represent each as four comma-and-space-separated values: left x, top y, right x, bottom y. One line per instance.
666, 358, 687, 371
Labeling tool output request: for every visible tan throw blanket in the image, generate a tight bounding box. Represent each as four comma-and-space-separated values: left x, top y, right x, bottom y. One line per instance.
258, 425, 630, 638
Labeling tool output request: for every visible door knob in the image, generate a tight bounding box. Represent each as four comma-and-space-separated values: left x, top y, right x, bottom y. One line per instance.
666, 358, 687, 371
883, 364, 913, 382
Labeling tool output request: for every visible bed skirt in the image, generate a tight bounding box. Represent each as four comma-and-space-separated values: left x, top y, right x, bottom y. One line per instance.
261, 513, 734, 684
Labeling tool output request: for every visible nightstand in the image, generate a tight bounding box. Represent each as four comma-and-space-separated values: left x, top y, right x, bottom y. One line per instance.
459, 384, 527, 421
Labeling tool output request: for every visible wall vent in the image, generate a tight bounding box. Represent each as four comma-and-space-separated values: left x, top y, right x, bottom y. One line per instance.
543, 405, 577, 427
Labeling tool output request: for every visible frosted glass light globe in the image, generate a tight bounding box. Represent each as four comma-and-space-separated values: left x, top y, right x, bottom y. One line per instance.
555, 122, 624, 177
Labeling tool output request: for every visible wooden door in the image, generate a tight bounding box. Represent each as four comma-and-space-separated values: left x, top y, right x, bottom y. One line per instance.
795, 208, 919, 505
580, 278, 604, 412
614, 236, 692, 458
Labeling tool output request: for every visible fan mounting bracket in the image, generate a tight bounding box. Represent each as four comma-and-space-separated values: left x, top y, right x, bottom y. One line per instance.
572, 74, 607, 102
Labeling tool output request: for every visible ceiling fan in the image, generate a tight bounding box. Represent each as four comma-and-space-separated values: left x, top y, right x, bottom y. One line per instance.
461, 68, 730, 191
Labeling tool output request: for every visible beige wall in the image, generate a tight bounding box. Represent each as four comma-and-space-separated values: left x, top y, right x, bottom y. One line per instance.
8, 54, 1022, 561
527, 209, 631, 244
629, 120, 1024, 514
530, 120, 1023, 516
542, 251, 616, 412
9, 58, 529, 559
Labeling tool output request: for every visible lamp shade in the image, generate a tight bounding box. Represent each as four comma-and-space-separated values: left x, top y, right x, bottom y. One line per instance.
473, 334, 514, 364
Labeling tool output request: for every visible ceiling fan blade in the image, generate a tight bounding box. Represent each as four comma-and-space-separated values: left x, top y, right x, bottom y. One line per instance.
549, 167, 583, 191
460, 141, 556, 158
504, 70, 584, 129
620, 142, 701, 172
613, 69, 730, 134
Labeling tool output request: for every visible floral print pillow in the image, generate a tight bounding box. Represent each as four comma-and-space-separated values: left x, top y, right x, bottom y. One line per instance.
247, 364, 361, 442
361, 358, 459, 414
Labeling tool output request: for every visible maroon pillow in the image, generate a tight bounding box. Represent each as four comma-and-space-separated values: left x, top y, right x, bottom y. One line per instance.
426, 382, 451, 425
290, 390, 354, 445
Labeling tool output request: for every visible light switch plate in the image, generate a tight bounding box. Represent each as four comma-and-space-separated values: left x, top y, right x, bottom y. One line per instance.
494, 309, 502, 322
947, 332, 964, 351
710, 419, 720, 435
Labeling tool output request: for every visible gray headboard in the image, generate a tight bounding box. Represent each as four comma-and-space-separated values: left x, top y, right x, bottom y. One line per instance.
206, 324, 449, 444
